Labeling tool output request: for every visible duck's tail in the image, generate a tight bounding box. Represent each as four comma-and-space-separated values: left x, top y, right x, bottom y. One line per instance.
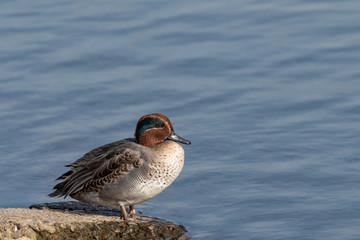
48, 181, 67, 198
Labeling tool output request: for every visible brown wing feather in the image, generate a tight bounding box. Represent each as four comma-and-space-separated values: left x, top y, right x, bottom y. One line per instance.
67, 139, 131, 168
49, 139, 145, 198
83, 148, 142, 192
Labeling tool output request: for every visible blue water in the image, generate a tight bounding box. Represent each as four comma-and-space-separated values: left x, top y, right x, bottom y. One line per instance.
1, 1, 360, 239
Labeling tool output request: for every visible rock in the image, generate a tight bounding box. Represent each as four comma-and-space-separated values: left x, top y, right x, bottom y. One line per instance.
0, 201, 188, 240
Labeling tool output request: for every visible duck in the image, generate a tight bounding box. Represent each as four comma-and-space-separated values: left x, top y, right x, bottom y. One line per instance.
49, 113, 191, 220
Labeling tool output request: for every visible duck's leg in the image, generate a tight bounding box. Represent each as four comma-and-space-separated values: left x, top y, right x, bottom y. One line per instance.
120, 205, 128, 220
129, 205, 136, 219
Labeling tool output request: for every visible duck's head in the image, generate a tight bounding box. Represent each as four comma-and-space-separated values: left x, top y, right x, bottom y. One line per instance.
135, 113, 191, 147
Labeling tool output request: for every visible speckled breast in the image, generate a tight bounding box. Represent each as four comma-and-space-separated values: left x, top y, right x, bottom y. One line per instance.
126, 140, 185, 205
148, 140, 185, 188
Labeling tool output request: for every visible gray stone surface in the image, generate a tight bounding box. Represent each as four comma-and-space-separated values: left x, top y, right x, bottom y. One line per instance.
0, 201, 187, 240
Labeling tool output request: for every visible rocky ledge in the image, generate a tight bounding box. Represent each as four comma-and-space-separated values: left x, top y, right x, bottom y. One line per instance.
0, 201, 187, 240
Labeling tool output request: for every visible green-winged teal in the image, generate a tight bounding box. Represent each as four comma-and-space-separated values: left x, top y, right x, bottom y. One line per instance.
49, 113, 191, 219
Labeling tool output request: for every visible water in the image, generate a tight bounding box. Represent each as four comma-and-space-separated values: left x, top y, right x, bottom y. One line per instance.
1, 0, 360, 239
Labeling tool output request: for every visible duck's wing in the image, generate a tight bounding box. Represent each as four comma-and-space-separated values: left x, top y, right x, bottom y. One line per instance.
54, 139, 135, 181
49, 140, 149, 198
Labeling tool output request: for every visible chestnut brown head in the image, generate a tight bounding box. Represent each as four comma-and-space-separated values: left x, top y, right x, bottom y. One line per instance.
135, 113, 191, 147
